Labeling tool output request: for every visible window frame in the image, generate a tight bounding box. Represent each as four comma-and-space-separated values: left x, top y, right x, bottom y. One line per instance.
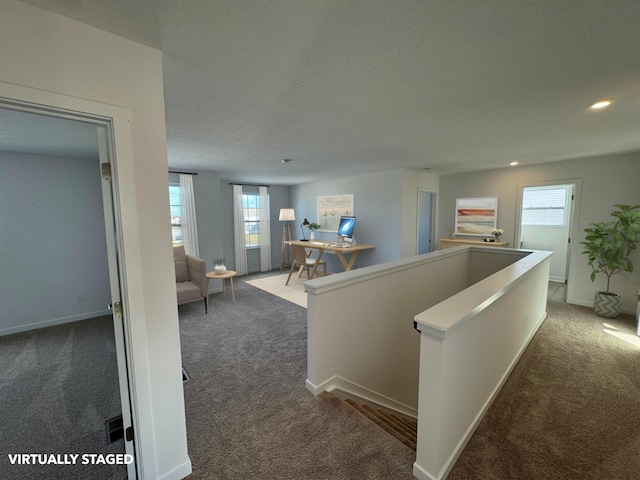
521, 185, 570, 227
242, 193, 261, 248
169, 183, 183, 245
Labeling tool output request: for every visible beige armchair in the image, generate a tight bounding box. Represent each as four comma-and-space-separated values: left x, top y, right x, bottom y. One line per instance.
174, 246, 208, 313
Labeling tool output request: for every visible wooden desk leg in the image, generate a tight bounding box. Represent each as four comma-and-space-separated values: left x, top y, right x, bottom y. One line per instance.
310, 250, 325, 279
230, 277, 235, 303
338, 251, 360, 271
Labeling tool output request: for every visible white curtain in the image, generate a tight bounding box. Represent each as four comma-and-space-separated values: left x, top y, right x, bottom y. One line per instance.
258, 186, 271, 272
179, 174, 199, 257
233, 184, 248, 275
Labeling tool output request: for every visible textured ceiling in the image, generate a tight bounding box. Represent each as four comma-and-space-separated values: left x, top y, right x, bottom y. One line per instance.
9, 0, 640, 184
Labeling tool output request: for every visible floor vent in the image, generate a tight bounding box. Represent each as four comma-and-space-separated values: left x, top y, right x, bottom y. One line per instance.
105, 416, 124, 444
182, 367, 190, 382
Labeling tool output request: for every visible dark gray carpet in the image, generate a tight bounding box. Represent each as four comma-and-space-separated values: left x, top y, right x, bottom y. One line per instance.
448, 301, 640, 480
0, 316, 126, 479
179, 276, 416, 479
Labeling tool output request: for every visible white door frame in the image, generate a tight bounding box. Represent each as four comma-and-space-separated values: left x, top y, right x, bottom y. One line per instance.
515, 178, 582, 304
0, 86, 144, 478
97, 125, 137, 478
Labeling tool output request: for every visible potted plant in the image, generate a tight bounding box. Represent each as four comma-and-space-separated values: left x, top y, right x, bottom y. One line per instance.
581, 204, 640, 318
307, 222, 321, 241
213, 257, 227, 275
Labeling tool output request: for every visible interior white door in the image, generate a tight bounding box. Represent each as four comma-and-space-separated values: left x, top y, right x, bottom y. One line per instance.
97, 125, 137, 479
519, 184, 573, 285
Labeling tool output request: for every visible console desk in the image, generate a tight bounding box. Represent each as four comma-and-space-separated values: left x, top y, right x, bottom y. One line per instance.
287, 240, 375, 277
440, 238, 509, 249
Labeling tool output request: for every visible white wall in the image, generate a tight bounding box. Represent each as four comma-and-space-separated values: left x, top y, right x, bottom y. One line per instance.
401, 169, 439, 257
305, 249, 471, 416
438, 153, 640, 314
219, 182, 292, 274
0, 152, 111, 334
1, 2, 190, 479
291, 168, 439, 272
169, 170, 226, 286
413, 249, 551, 480
292, 169, 403, 271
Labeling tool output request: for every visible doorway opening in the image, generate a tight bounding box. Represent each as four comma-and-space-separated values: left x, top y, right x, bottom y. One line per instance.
516, 181, 581, 303
417, 190, 436, 255
0, 105, 136, 479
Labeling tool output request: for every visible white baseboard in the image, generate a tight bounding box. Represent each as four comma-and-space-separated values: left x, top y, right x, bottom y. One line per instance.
566, 297, 636, 316
0, 309, 112, 337
413, 462, 437, 480
306, 376, 418, 419
157, 459, 192, 480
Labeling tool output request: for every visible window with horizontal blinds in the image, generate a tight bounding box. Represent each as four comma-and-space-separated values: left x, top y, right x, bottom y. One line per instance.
522, 186, 569, 226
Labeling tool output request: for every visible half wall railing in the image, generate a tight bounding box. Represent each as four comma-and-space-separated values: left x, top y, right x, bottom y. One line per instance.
304, 246, 551, 479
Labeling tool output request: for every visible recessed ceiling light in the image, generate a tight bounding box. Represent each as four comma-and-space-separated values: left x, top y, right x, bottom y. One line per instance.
589, 99, 613, 110
281, 158, 291, 163
509, 160, 519, 166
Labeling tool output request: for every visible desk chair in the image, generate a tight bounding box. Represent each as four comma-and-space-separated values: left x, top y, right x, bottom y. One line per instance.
286, 244, 327, 285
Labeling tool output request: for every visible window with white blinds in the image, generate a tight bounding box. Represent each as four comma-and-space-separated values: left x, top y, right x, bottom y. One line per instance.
522, 186, 569, 226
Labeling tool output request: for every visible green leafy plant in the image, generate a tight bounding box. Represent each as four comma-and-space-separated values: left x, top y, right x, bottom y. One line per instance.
213, 257, 226, 266
307, 223, 321, 231
581, 204, 640, 293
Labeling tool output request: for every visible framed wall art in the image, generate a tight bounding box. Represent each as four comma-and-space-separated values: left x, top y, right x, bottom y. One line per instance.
455, 197, 498, 236
317, 194, 354, 232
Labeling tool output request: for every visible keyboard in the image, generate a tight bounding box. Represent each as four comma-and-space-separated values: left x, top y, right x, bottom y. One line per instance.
309, 241, 351, 248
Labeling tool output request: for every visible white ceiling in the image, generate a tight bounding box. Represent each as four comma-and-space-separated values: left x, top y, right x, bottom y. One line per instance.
9, 0, 640, 184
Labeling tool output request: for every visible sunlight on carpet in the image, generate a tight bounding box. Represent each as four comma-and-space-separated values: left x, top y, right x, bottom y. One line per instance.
245, 273, 308, 308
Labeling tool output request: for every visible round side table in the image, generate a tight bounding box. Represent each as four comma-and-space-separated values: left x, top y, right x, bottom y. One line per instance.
206, 270, 237, 310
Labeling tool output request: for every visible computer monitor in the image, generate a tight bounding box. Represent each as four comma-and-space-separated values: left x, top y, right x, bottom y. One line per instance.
337, 216, 356, 243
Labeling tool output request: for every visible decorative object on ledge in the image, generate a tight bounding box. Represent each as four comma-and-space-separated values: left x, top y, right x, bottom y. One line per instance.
581, 204, 640, 318
492, 228, 504, 241
445, 226, 455, 239
440, 238, 509, 249
455, 197, 498, 236
213, 257, 227, 274
307, 222, 321, 241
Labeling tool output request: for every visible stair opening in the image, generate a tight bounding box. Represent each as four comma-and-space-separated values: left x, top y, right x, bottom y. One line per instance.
342, 397, 417, 451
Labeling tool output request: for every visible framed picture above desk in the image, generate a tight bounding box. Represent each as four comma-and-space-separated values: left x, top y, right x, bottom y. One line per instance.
286, 240, 375, 278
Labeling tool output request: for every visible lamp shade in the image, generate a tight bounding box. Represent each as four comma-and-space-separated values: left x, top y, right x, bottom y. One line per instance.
279, 208, 296, 222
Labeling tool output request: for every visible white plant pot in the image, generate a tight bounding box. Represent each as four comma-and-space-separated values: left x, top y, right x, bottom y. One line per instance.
214, 265, 227, 275
310, 231, 315, 241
